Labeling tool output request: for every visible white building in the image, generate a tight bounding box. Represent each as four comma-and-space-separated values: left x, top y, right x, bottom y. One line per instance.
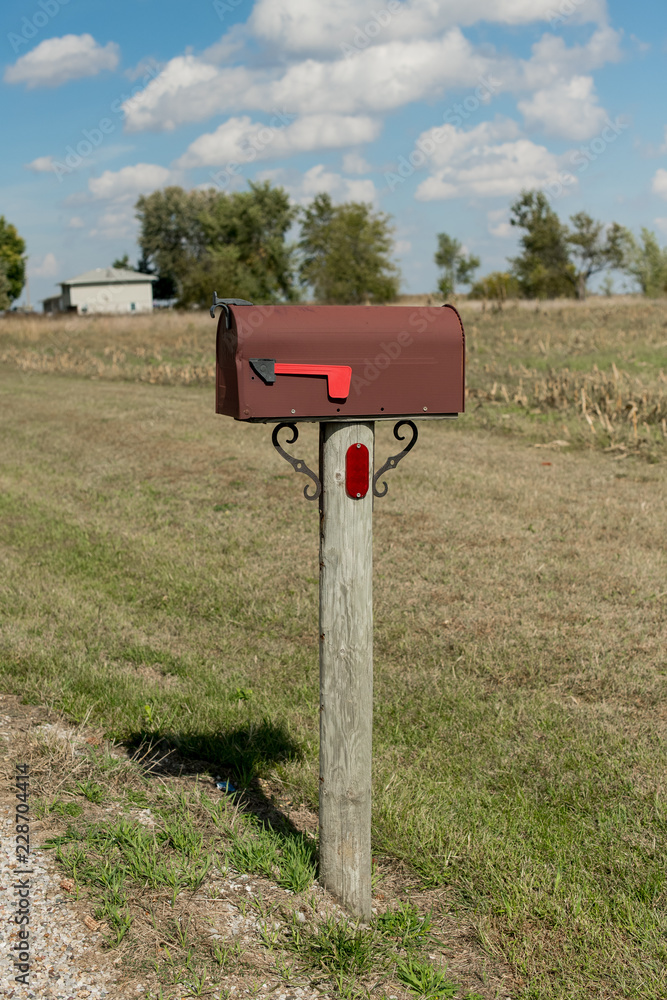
42, 267, 157, 315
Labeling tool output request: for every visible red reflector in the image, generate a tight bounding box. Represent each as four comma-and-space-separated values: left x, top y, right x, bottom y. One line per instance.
346, 443, 370, 499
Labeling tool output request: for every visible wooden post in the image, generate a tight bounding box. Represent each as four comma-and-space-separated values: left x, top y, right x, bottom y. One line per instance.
318, 420, 374, 920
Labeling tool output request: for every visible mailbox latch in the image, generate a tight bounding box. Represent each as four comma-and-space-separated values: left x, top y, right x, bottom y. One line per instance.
210, 292, 254, 326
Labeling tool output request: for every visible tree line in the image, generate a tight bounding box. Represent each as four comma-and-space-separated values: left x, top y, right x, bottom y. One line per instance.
2, 182, 667, 311
449, 190, 667, 305
129, 183, 399, 308
129, 183, 667, 306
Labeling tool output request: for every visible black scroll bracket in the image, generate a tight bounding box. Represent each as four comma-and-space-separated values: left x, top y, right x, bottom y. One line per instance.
210, 292, 254, 327
271, 423, 321, 502
373, 420, 419, 498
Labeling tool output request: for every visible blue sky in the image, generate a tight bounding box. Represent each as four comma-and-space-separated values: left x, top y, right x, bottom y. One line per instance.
2, 0, 666, 304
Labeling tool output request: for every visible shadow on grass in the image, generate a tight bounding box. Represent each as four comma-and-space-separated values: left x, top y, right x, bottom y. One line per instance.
124, 716, 311, 836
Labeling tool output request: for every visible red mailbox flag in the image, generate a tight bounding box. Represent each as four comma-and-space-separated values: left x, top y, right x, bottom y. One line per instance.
250, 359, 352, 399
274, 364, 352, 400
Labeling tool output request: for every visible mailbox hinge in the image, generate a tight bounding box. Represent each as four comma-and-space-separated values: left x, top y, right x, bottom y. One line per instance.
210, 292, 254, 326
272, 423, 321, 501
373, 420, 418, 498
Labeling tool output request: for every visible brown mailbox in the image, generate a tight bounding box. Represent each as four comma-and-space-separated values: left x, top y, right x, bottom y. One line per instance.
215, 303, 464, 421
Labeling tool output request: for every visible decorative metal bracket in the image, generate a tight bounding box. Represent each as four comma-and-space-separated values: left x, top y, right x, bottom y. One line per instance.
373, 420, 418, 498
210, 292, 254, 326
272, 423, 321, 501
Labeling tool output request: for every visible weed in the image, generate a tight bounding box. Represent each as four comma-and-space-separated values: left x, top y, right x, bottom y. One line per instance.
228, 822, 316, 892
376, 902, 433, 950
49, 799, 84, 818
296, 914, 375, 977
75, 779, 105, 804
395, 956, 461, 998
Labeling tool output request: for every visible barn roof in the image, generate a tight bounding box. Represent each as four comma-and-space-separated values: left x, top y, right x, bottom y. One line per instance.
62, 267, 158, 286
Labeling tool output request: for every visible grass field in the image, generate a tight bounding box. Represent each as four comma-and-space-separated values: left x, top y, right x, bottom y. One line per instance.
0, 303, 666, 998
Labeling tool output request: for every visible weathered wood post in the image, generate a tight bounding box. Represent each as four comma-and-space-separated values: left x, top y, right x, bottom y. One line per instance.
318, 421, 374, 919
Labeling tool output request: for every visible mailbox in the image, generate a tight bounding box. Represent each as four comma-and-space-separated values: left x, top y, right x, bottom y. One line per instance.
215, 303, 464, 421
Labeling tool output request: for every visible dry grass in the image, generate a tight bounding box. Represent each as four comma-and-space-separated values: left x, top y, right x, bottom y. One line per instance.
1, 299, 665, 458
461, 298, 667, 457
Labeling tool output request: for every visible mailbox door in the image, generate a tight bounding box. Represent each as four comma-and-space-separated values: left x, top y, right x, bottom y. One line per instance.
216, 304, 464, 421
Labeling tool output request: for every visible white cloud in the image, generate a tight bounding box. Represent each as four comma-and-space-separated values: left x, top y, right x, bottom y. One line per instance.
394, 239, 412, 255
25, 155, 57, 173
258, 31, 491, 116
518, 75, 607, 140
88, 163, 171, 202
4, 34, 119, 89
518, 26, 621, 91
655, 217, 667, 236
652, 169, 667, 200
30, 253, 59, 278
175, 114, 380, 169
274, 164, 378, 205
122, 30, 494, 130
89, 204, 137, 240
124, 57, 163, 82
249, 0, 607, 55
121, 55, 240, 132
410, 118, 574, 200
343, 152, 372, 174
120, 17, 621, 137
300, 165, 377, 203
487, 207, 513, 238
660, 127, 667, 155
68, 217, 85, 229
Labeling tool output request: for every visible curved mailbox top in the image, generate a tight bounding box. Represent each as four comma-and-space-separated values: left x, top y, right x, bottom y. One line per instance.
215, 303, 465, 422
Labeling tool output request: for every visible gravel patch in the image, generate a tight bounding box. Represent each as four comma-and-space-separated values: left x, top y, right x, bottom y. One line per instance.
1, 803, 118, 999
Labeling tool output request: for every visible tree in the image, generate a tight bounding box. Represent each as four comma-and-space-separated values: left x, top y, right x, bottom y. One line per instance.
0, 216, 27, 304
469, 271, 520, 309
567, 214, 628, 300
509, 190, 575, 299
0, 261, 11, 311
198, 181, 298, 303
136, 186, 206, 295
111, 253, 131, 270
621, 228, 667, 297
136, 253, 177, 301
298, 193, 399, 304
136, 181, 298, 307
434, 233, 480, 299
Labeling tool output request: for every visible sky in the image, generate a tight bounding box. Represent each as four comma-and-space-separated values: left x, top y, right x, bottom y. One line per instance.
1, 0, 666, 305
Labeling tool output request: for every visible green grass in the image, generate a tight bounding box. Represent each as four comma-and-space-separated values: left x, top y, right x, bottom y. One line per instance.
0, 328, 666, 997
395, 956, 464, 999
